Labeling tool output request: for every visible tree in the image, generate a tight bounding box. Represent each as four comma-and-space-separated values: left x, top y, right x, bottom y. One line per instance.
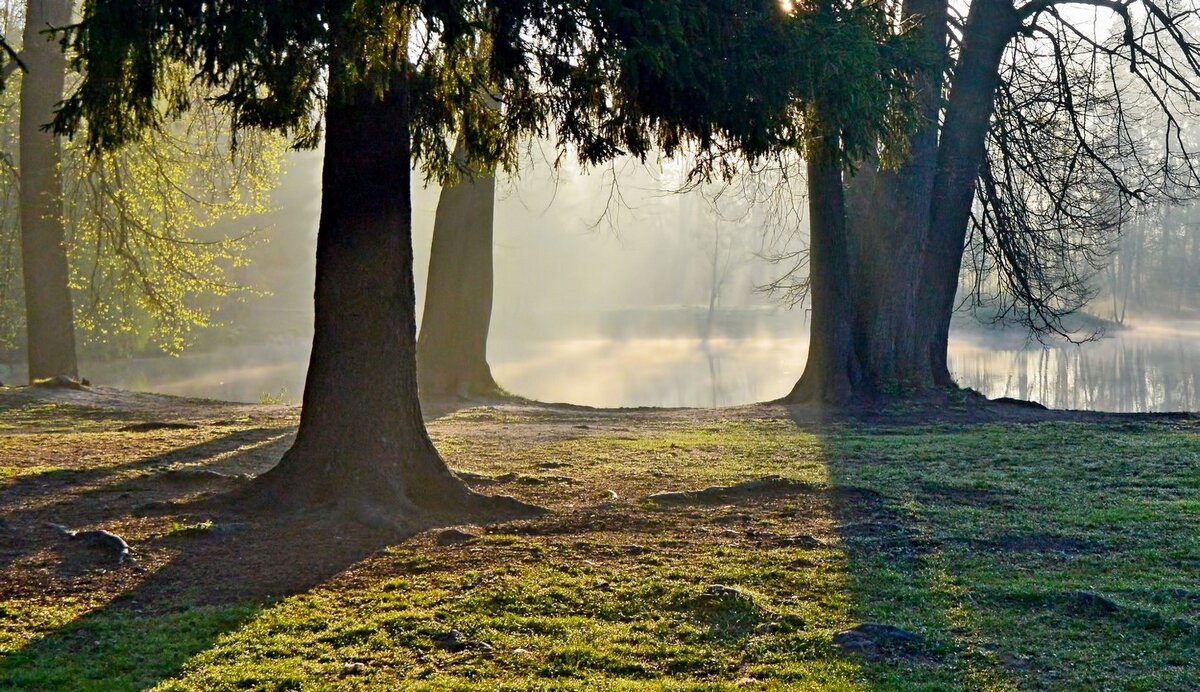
783, 0, 1200, 403
0, 0, 283, 374
417, 141, 501, 398
19, 0, 75, 380
56, 0, 917, 526
780, 0, 921, 404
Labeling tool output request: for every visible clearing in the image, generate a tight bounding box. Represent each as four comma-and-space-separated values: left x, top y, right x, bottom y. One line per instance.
0, 384, 1197, 689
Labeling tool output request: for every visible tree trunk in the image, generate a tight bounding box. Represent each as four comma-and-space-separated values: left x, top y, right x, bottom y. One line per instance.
784, 140, 858, 404
241, 69, 534, 528
416, 143, 500, 398
846, 0, 948, 393
919, 0, 1019, 384
19, 0, 77, 381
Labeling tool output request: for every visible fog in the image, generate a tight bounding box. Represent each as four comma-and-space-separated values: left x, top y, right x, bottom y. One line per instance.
8, 147, 1200, 413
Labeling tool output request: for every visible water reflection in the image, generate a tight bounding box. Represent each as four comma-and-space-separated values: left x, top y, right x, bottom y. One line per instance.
4, 323, 1198, 412
950, 328, 1200, 413
488, 336, 807, 408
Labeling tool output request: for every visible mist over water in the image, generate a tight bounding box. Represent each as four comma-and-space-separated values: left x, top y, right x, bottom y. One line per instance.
12, 321, 1196, 412
5, 150, 1200, 413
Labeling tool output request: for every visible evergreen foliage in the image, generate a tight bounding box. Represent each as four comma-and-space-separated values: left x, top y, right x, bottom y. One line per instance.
54, 0, 920, 181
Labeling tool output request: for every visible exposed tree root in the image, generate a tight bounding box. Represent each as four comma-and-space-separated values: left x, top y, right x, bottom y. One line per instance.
205, 453, 546, 536
778, 371, 852, 407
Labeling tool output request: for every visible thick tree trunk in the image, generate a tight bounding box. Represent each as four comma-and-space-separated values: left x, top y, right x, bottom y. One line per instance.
784, 142, 858, 404
416, 144, 500, 398
919, 0, 1018, 384
846, 0, 948, 394
19, 0, 77, 381
242, 69, 534, 528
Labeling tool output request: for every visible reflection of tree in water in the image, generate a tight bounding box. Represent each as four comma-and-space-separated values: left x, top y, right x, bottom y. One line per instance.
701, 341, 723, 409
954, 331, 1200, 412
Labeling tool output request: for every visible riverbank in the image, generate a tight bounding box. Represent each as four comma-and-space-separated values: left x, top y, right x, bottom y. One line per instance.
0, 385, 1196, 688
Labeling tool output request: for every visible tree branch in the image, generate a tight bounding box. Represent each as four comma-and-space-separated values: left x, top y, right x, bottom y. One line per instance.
0, 47, 24, 82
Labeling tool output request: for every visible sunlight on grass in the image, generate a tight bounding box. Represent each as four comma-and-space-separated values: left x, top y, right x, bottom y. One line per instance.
0, 604, 258, 690
148, 425, 876, 689
1, 405, 1196, 689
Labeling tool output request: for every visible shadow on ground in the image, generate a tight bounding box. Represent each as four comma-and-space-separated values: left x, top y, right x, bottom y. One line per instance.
0, 510, 411, 689
788, 404, 1200, 688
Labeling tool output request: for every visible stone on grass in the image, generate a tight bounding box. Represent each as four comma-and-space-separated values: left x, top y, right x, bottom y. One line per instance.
435, 528, 479, 546
834, 623, 924, 658
433, 629, 469, 652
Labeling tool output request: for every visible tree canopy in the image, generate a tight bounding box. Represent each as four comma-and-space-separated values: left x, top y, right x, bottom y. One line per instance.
54, 0, 919, 180
47, 0, 924, 524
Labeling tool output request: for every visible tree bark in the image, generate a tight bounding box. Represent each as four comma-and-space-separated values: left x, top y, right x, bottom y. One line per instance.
784, 140, 858, 405
795, 0, 948, 401
846, 0, 948, 393
919, 0, 1019, 384
241, 68, 534, 528
19, 0, 77, 381
416, 143, 500, 398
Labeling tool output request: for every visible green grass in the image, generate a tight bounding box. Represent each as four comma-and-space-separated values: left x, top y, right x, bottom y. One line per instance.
0, 404, 1196, 690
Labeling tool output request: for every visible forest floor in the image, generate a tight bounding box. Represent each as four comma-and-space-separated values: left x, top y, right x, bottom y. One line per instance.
0, 383, 1197, 690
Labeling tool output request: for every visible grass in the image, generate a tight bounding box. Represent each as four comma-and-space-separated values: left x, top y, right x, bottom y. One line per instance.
0, 392, 1197, 690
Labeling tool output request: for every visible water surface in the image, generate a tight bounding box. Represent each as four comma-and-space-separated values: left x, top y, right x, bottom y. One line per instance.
7, 320, 1196, 412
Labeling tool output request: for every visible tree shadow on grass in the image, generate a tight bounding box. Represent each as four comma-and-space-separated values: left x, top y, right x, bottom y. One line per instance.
0, 427, 292, 575
782, 407, 1013, 688
1, 426, 290, 509
790, 406, 1199, 688
0, 501, 420, 689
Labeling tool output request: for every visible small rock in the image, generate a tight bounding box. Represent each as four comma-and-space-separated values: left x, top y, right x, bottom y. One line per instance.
834, 631, 878, 657
834, 623, 924, 658
435, 528, 478, 546
1064, 590, 1120, 616
852, 623, 924, 644
512, 648, 530, 655
341, 662, 367, 675
433, 629, 469, 652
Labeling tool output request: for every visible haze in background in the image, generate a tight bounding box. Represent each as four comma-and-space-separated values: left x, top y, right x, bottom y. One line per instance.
8, 146, 1199, 413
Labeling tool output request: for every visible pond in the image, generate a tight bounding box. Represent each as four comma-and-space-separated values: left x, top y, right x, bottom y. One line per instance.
7, 320, 1197, 412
